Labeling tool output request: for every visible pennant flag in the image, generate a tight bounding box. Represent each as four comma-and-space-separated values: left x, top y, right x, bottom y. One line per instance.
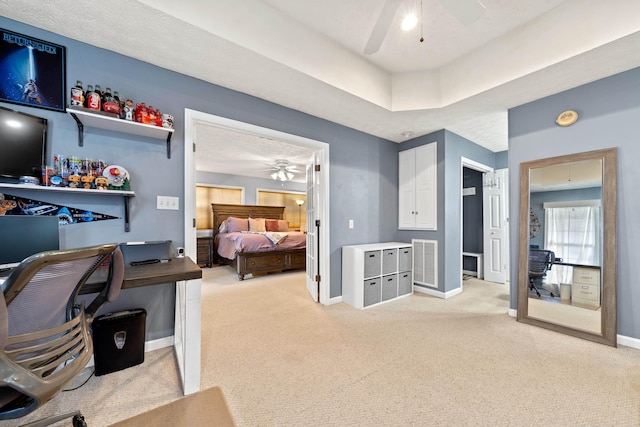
0, 193, 120, 225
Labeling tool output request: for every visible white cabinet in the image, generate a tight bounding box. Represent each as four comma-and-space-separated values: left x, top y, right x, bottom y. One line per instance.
399, 142, 437, 230
572, 267, 600, 307
342, 242, 413, 309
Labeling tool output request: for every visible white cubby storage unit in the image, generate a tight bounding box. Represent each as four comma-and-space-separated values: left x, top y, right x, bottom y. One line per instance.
342, 242, 413, 309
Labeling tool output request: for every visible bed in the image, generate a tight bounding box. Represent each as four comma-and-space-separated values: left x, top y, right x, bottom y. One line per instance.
211, 203, 306, 280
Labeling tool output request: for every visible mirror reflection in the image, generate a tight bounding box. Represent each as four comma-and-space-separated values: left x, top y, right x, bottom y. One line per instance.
518, 147, 617, 346
527, 159, 602, 333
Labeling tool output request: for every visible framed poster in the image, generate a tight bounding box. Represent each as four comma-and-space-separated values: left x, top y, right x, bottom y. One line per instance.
0, 28, 66, 112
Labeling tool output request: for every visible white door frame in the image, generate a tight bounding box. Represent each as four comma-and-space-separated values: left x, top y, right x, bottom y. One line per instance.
183, 109, 331, 304
460, 157, 493, 289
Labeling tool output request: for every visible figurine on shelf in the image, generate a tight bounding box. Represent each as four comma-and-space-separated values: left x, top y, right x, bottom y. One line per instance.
105, 166, 130, 191
95, 176, 109, 190
68, 173, 81, 188
123, 99, 134, 121
81, 174, 95, 189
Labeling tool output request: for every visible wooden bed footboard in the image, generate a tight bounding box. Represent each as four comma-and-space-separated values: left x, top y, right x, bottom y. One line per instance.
219, 248, 306, 280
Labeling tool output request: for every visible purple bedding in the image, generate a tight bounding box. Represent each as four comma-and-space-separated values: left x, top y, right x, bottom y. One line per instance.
215, 231, 306, 260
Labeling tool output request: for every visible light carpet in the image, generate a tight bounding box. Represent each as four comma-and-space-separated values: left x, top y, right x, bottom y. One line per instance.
6, 265, 640, 426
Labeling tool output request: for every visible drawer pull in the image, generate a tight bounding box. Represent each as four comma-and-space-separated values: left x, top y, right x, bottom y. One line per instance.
369, 281, 377, 286
581, 285, 589, 289
369, 254, 375, 258
387, 278, 393, 282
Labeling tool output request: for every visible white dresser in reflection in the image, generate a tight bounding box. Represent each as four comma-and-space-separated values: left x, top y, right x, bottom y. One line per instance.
571, 267, 600, 308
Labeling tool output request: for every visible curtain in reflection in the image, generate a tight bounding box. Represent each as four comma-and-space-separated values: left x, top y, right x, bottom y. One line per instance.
544, 206, 600, 284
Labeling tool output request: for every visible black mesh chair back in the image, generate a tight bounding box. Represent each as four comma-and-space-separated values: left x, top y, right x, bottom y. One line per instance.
529, 249, 555, 297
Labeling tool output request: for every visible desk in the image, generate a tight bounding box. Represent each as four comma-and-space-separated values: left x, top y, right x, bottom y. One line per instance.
87, 257, 202, 395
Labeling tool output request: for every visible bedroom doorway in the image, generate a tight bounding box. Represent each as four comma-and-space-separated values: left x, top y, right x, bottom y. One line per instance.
183, 109, 331, 304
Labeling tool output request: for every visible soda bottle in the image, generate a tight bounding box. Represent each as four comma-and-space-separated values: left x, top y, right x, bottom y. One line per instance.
83, 84, 94, 108
70, 80, 84, 106
86, 85, 101, 111
102, 87, 120, 115
155, 108, 163, 127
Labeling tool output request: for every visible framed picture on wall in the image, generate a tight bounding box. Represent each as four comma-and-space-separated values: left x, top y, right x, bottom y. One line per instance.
0, 28, 66, 112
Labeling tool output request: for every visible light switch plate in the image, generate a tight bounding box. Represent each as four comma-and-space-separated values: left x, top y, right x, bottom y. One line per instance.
157, 196, 179, 210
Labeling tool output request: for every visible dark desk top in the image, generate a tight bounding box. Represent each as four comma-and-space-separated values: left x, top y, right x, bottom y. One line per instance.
83, 256, 202, 294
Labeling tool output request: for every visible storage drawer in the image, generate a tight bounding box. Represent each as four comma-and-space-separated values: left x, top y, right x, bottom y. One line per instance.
398, 271, 412, 296
381, 274, 397, 301
398, 247, 412, 272
364, 251, 381, 278
573, 267, 600, 286
572, 283, 599, 302
382, 249, 398, 275
363, 278, 381, 307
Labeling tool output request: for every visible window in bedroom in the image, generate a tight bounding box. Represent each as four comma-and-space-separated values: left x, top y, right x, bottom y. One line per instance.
196, 185, 243, 229
257, 190, 306, 231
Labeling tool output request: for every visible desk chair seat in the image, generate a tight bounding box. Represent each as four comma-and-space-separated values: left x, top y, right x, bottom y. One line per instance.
0, 244, 124, 424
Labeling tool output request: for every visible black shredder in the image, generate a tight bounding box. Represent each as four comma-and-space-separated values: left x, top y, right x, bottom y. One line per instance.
92, 309, 147, 376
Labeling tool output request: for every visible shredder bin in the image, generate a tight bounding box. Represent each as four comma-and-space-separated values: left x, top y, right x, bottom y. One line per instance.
92, 308, 147, 376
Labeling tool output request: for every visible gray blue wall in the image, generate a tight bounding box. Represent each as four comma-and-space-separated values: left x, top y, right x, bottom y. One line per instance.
509, 66, 640, 339
397, 130, 497, 292
0, 17, 398, 336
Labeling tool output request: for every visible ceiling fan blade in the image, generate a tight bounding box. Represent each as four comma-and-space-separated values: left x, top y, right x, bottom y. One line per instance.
364, 0, 403, 55
439, 0, 486, 25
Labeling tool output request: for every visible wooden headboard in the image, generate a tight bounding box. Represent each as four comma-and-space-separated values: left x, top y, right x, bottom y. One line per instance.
211, 203, 285, 235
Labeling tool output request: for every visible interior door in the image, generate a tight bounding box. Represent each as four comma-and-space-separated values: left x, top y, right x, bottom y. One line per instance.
305, 152, 320, 302
483, 168, 509, 283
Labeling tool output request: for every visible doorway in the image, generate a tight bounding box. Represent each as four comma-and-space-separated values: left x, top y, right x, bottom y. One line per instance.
183, 109, 331, 304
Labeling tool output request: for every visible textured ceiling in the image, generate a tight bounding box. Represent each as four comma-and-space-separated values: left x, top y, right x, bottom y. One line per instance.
2, 0, 640, 181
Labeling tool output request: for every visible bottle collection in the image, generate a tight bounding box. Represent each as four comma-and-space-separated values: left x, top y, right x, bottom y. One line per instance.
69, 80, 174, 129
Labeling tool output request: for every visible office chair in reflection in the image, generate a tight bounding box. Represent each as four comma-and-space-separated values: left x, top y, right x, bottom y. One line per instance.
0, 244, 124, 426
528, 249, 557, 298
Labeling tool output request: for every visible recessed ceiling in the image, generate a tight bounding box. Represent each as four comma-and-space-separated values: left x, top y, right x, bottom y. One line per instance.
4, 0, 640, 177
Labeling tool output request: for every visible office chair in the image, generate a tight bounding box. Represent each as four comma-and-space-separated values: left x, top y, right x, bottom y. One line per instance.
528, 249, 557, 298
0, 243, 124, 426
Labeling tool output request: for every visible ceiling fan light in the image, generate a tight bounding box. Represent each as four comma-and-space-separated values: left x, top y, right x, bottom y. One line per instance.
286, 172, 294, 181
271, 172, 278, 180
401, 14, 417, 31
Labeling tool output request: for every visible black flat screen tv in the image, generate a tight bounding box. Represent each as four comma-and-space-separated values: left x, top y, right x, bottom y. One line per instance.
0, 105, 47, 181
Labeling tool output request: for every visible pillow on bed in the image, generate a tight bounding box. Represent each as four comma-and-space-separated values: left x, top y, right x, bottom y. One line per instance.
226, 217, 249, 233
218, 220, 228, 234
265, 219, 279, 232
249, 217, 266, 232
277, 220, 290, 232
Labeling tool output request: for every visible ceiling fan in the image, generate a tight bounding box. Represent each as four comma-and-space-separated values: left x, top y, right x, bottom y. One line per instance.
364, 0, 486, 55
263, 159, 300, 181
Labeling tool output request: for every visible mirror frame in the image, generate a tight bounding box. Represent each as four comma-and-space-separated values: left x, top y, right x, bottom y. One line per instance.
517, 148, 617, 346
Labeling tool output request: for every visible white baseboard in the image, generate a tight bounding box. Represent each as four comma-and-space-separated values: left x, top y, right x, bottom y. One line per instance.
413, 285, 462, 299
145, 336, 174, 352
617, 334, 640, 350
329, 295, 342, 305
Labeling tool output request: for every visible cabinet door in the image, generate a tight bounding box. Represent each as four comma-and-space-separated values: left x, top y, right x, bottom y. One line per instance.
414, 143, 437, 230
398, 143, 437, 230
398, 149, 416, 228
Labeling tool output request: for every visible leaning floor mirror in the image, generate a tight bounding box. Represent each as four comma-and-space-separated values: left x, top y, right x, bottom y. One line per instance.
517, 148, 617, 346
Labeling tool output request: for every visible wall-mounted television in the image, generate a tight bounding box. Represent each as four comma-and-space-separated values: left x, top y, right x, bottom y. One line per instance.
0, 105, 47, 181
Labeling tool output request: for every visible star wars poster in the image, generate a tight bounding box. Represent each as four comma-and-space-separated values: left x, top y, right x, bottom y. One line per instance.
0, 28, 66, 112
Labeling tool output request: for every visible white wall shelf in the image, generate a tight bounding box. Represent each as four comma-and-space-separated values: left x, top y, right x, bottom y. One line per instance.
67, 107, 175, 159
0, 183, 135, 232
